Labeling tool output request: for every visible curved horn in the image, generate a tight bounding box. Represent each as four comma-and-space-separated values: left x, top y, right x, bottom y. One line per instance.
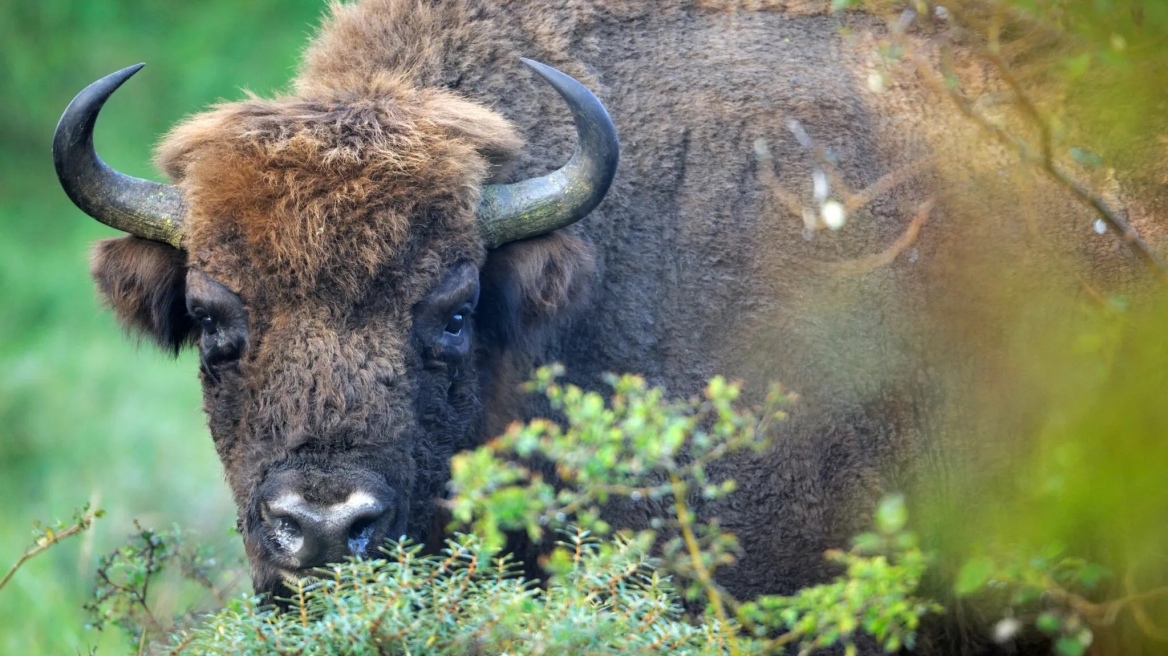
476, 59, 619, 249
53, 63, 186, 248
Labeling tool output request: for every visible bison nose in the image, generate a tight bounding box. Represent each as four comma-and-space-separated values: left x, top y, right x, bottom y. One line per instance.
261, 490, 396, 569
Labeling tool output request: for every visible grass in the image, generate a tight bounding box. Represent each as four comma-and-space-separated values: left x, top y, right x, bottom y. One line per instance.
0, 1, 326, 652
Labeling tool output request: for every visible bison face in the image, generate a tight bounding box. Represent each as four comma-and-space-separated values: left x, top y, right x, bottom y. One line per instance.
56, 61, 616, 596
184, 258, 484, 595
90, 230, 594, 596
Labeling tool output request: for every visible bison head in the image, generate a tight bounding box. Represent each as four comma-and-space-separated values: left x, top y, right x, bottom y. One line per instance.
53, 60, 617, 595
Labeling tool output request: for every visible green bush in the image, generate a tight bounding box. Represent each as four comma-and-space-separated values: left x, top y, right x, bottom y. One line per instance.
10, 367, 1157, 654
99, 367, 936, 655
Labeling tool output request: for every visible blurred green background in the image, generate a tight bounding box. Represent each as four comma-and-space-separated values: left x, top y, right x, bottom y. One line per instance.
0, 1, 325, 652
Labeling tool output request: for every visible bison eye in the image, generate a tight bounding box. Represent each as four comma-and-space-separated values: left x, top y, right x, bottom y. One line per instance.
444, 312, 465, 336
200, 315, 217, 333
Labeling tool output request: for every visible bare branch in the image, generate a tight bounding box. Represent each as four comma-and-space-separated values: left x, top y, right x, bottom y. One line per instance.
755, 134, 934, 236
828, 199, 934, 277
1124, 569, 1168, 642
753, 138, 810, 223
845, 156, 937, 215
909, 41, 1166, 282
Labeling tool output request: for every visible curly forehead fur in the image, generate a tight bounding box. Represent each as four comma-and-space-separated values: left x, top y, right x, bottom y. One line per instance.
156, 70, 522, 306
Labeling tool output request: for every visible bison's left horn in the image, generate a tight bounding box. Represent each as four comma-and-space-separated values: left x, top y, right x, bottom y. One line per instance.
53, 63, 187, 248
476, 59, 619, 249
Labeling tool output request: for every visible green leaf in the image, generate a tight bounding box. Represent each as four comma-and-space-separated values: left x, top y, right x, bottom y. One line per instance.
875, 494, 907, 535
1055, 636, 1087, 656
1074, 563, 1109, 589
1036, 611, 1061, 634
851, 532, 883, 554
955, 557, 994, 596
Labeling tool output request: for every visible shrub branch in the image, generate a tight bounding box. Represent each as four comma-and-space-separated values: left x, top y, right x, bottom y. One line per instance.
0, 506, 101, 594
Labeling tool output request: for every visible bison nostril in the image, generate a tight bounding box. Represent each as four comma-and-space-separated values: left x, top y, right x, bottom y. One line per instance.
262, 507, 306, 556
347, 515, 378, 555
271, 514, 302, 538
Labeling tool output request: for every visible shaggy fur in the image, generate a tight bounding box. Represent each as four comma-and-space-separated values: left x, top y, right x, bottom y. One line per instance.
87, 1, 1154, 651
91, 237, 193, 354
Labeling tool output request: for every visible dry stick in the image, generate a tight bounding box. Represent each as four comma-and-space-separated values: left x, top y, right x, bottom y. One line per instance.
845, 156, 937, 215
1123, 569, 1168, 642
1044, 579, 1168, 638
0, 512, 98, 593
911, 51, 1167, 282
786, 119, 938, 219
166, 632, 195, 656
830, 199, 935, 277
755, 129, 936, 270
753, 138, 808, 220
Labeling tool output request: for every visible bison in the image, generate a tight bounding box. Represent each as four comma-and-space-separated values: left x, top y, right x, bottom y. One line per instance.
53, 0, 1154, 630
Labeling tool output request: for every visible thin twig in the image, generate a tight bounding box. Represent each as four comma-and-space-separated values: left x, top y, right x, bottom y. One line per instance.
1122, 570, 1168, 641
754, 136, 935, 238
828, 199, 935, 277
753, 138, 810, 221
844, 156, 937, 215
670, 473, 740, 656
910, 44, 1166, 282
0, 511, 99, 593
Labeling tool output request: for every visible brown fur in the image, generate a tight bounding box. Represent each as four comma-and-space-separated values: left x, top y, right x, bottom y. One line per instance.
479, 232, 596, 347
85, 1, 1158, 652
91, 237, 193, 354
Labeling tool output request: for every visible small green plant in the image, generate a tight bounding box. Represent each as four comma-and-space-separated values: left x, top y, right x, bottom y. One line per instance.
739, 495, 940, 655
86, 523, 241, 653
448, 366, 939, 655
0, 504, 102, 594
445, 366, 792, 654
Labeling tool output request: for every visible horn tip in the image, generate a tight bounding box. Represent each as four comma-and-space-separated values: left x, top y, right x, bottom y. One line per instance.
115, 62, 147, 84
518, 58, 558, 81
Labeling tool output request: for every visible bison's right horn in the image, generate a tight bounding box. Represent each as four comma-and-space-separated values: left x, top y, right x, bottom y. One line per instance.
53, 63, 187, 249
476, 59, 619, 249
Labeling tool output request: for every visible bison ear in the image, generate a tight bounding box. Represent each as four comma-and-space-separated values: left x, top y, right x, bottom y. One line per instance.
478, 231, 596, 350
90, 236, 195, 354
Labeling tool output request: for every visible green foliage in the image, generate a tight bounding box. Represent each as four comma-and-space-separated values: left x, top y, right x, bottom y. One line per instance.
448, 366, 784, 550
954, 543, 1108, 655
86, 523, 240, 650
169, 531, 733, 655
109, 368, 939, 655
1001, 0, 1168, 175
739, 496, 941, 655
